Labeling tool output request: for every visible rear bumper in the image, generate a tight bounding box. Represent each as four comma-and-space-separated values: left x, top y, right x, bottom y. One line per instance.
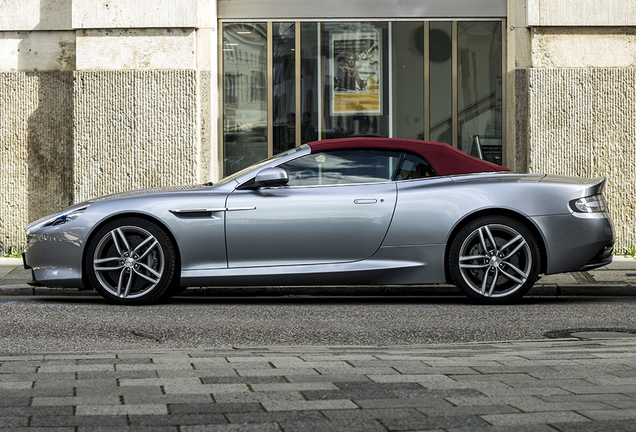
578, 243, 613, 271
532, 212, 614, 275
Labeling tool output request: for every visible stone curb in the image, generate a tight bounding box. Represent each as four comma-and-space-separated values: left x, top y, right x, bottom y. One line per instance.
2, 256, 635, 298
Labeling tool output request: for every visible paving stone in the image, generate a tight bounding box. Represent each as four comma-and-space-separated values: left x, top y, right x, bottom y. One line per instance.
321, 407, 423, 422
0, 396, 37, 407
157, 369, 237, 379
30, 415, 129, 427
0, 365, 39, 373
77, 428, 177, 432
448, 373, 539, 382
501, 378, 595, 388
278, 419, 386, 432
38, 364, 115, 373
0, 406, 74, 416
119, 377, 201, 387
481, 411, 591, 425
0, 428, 75, 432
3, 372, 75, 382
168, 402, 264, 415
419, 404, 521, 417
76, 403, 168, 415
212, 391, 306, 404
354, 397, 454, 409
560, 384, 636, 394
77, 370, 159, 380
597, 399, 636, 409
538, 393, 634, 403
389, 388, 485, 399
34, 378, 117, 389
128, 414, 228, 426
312, 366, 400, 376
124, 394, 214, 405
383, 414, 490, 430
32, 395, 121, 406
261, 399, 358, 411
250, 382, 338, 392
0, 381, 32, 390
2, 387, 75, 398
234, 368, 321, 377
76, 358, 152, 365
225, 410, 325, 424
302, 388, 392, 401
576, 408, 636, 420
165, 383, 250, 395
181, 424, 280, 432
0, 417, 28, 428
200, 376, 286, 385
550, 419, 636, 431
76, 385, 164, 397
284, 374, 371, 383
507, 399, 614, 412
446, 425, 557, 432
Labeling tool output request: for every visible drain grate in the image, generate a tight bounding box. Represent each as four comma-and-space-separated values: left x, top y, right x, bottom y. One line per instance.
545, 328, 636, 339
570, 271, 597, 283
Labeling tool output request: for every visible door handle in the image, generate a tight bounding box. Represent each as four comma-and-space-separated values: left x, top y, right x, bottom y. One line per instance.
354, 199, 377, 204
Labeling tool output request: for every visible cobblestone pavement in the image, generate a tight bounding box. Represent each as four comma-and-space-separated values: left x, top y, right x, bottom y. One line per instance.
3, 339, 636, 431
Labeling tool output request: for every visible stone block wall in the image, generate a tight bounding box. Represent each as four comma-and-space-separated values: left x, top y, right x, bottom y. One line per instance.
73, 70, 199, 202
525, 68, 636, 249
0, 72, 73, 254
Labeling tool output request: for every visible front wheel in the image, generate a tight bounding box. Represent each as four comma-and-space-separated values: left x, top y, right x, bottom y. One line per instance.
449, 216, 541, 304
84, 217, 178, 305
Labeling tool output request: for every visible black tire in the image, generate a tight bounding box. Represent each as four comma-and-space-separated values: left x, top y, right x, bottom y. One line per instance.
84, 217, 178, 305
449, 216, 541, 304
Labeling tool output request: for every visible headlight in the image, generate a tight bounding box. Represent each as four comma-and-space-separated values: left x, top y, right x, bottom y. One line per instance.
26, 206, 89, 235
570, 195, 608, 213
46, 208, 87, 226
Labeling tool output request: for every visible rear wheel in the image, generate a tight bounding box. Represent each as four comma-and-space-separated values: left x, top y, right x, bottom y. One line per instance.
449, 216, 540, 304
85, 217, 178, 305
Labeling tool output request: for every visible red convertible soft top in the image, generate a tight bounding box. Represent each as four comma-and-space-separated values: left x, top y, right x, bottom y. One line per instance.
307, 138, 509, 176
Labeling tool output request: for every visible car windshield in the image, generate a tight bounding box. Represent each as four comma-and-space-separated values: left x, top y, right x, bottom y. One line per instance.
214, 146, 306, 186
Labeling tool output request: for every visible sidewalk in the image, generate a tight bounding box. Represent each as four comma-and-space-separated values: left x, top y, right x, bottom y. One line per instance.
1, 256, 635, 297
2, 258, 636, 430
2, 338, 636, 431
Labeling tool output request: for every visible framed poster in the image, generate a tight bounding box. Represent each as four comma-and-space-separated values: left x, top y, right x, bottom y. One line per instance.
330, 30, 382, 115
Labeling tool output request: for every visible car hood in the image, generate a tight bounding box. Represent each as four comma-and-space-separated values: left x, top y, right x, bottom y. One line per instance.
81, 184, 210, 205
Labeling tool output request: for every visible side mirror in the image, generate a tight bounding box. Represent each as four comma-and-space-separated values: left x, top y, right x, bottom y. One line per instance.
255, 167, 288, 187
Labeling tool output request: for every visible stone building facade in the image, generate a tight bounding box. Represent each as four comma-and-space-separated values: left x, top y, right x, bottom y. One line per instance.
0, 0, 635, 254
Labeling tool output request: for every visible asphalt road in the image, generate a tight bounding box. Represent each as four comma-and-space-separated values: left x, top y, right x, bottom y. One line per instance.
2, 293, 636, 353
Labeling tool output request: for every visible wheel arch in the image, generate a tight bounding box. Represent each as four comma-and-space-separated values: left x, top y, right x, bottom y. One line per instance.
81, 212, 182, 289
443, 208, 548, 283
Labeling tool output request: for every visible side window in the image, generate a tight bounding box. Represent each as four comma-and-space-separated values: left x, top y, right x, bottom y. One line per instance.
395, 153, 436, 180
279, 150, 402, 186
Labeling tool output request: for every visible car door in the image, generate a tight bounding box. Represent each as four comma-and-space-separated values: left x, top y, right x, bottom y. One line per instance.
224, 149, 401, 268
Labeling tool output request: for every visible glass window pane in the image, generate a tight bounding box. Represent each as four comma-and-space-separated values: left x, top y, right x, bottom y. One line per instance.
273, 23, 297, 154
396, 153, 436, 180
280, 150, 401, 186
429, 21, 453, 145
301, 22, 393, 142
300, 22, 319, 144
392, 22, 424, 140
457, 21, 503, 165
222, 23, 268, 175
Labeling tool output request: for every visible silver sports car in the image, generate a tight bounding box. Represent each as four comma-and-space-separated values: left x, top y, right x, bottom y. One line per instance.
24, 138, 614, 305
